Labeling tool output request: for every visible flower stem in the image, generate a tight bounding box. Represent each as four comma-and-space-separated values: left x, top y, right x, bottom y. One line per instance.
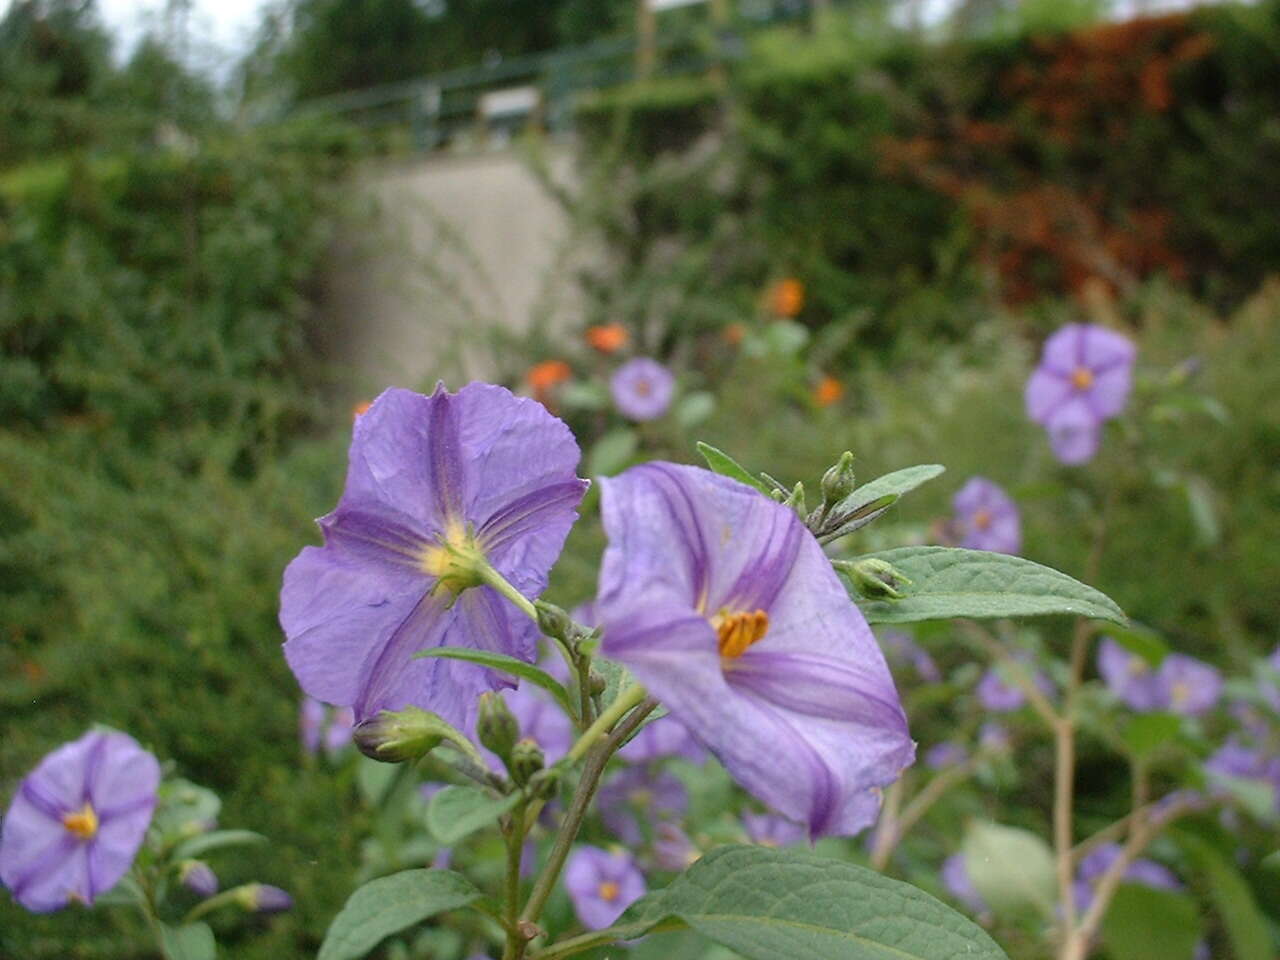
181, 884, 252, 925
565, 683, 647, 764
500, 805, 528, 960
479, 564, 539, 623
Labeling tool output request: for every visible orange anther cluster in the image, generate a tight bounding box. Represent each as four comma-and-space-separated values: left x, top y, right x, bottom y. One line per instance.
597, 881, 620, 902
973, 508, 993, 531
716, 609, 769, 659
1071, 367, 1095, 390
62, 803, 98, 840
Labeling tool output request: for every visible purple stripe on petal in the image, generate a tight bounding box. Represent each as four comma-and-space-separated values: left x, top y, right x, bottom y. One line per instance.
95, 794, 158, 823
320, 504, 431, 572
427, 384, 467, 521
9, 835, 78, 901
353, 590, 447, 720
478, 480, 590, 557
727, 652, 908, 730
19, 781, 67, 823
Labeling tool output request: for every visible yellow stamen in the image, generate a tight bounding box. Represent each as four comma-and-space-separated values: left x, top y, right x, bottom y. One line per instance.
714, 609, 770, 659
419, 518, 485, 595
972, 509, 992, 531
62, 803, 98, 840
598, 881, 620, 902
1071, 367, 1094, 390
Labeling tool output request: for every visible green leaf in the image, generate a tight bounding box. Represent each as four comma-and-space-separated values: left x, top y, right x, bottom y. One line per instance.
593, 656, 667, 732
836, 464, 945, 519
160, 922, 216, 960
614, 844, 1008, 959
847, 546, 1126, 625
588, 427, 638, 478
676, 392, 715, 428
318, 869, 482, 960
171, 829, 265, 861
1122, 713, 1181, 758
1104, 622, 1169, 666
1100, 884, 1202, 960
425, 786, 520, 844
153, 780, 221, 846
962, 821, 1057, 920
413, 647, 574, 716
1183, 475, 1220, 548
1173, 831, 1272, 960
695, 442, 771, 495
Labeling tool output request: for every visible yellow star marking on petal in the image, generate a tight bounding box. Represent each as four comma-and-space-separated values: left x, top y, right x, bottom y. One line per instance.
713, 609, 769, 659
62, 803, 98, 840
1071, 367, 1095, 390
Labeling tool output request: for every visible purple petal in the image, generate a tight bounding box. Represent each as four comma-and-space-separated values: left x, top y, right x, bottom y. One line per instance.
1025, 367, 1073, 424
1080, 325, 1137, 371
564, 846, 646, 930
1085, 361, 1133, 420
1045, 399, 1101, 465
1040, 324, 1088, 375
1097, 638, 1164, 711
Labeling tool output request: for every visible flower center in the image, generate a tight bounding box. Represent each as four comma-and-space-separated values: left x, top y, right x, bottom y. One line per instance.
419, 518, 486, 596
1170, 681, 1190, 706
713, 609, 769, 659
633, 378, 652, 397
597, 881, 620, 902
1071, 367, 1094, 390
62, 802, 98, 840
972, 508, 992, 531
1126, 657, 1148, 676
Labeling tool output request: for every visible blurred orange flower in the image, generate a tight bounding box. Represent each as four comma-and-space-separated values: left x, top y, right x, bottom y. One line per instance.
585, 323, 629, 354
526, 360, 572, 400
353, 401, 372, 419
813, 376, 843, 408
722, 323, 745, 346
765, 277, 805, 318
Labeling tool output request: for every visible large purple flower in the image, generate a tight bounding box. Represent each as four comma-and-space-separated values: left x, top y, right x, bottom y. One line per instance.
280, 384, 588, 727
952, 477, 1021, 555
1025, 324, 1136, 464
564, 846, 646, 930
1, 731, 160, 912
596, 463, 914, 838
610, 358, 674, 422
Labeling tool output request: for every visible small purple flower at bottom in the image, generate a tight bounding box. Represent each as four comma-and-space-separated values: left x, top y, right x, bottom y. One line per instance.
742, 812, 807, 849
1097, 639, 1164, 712
596, 463, 914, 838
942, 854, 988, 914
597, 767, 687, 846
925, 742, 968, 770
1025, 323, 1136, 465
610, 358, 675, 422
977, 660, 1054, 713
564, 846, 646, 930
0, 730, 160, 912
1158, 655, 1222, 717
1075, 843, 1180, 914
651, 823, 699, 872
952, 478, 1021, 555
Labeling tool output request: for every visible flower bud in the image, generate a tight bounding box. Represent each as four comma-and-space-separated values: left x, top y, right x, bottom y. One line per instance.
235, 883, 293, 914
841, 558, 912, 600
509, 737, 545, 787
178, 860, 218, 898
588, 669, 606, 696
784, 481, 806, 517
353, 707, 446, 763
535, 600, 574, 641
820, 451, 856, 508
477, 692, 520, 764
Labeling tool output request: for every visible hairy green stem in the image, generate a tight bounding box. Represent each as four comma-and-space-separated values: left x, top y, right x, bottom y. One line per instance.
531, 919, 686, 960
479, 565, 539, 623
565, 683, 647, 764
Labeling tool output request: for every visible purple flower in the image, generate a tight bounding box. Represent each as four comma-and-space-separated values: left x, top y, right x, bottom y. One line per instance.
1158, 655, 1222, 716
952, 477, 1021, 555
925, 742, 968, 770
564, 846, 646, 930
610, 358, 675, 422
942, 854, 987, 914
651, 823, 699, 871
977, 660, 1054, 713
1025, 323, 1136, 465
300, 697, 325, 754
1205, 739, 1270, 780
979, 722, 1011, 752
598, 767, 687, 846
0, 730, 160, 912
876, 629, 940, 683
619, 716, 707, 765
280, 384, 588, 728
596, 463, 914, 838
325, 707, 355, 756
742, 812, 807, 848
1075, 843, 1180, 914
1097, 638, 1164, 711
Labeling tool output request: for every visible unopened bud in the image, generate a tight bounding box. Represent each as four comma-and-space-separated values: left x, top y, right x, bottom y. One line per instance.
353, 707, 446, 763
509, 738, 545, 787
784, 481, 806, 516
179, 860, 218, 898
235, 883, 293, 914
820, 452, 856, 507
477, 692, 519, 763
842, 558, 912, 600
588, 670, 606, 696
535, 600, 573, 641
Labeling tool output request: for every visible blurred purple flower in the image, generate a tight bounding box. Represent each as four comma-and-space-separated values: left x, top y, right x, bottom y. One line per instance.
243, 883, 293, 914
942, 854, 987, 914
876, 629, 940, 683
280, 384, 587, 728
610, 358, 674, 422
1075, 843, 1180, 914
651, 823, 699, 872
1158, 655, 1222, 717
1025, 323, 1136, 464
598, 767, 687, 846
977, 659, 1053, 713
1205, 738, 1271, 780
952, 477, 1021, 555
742, 812, 807, 848
925, 742, 969, 770
300, 697, 325, 754
564, 846, 646, 930
0, 730, 160, 913
979, 722, 1011, 752
619, 716, 706, 765
596, 463, 914, 838
324, 707, 355, 757
1097, 639, 1164, 711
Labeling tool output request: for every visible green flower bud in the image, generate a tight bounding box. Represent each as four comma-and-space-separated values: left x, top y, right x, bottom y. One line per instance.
840, 557, 912, 600
353, 707, 446, 763
477, 691, 519, 763
820, 451, 856, 508
784, 481, 806, 516
535, 600, 574, 641
509, 737, 545, 787
588, 669, 606, 696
